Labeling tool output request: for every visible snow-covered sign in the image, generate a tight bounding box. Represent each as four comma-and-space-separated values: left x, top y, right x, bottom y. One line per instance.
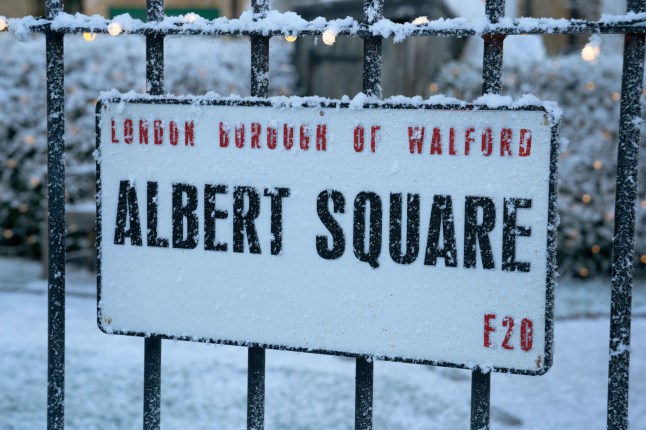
96, 96, 559, 375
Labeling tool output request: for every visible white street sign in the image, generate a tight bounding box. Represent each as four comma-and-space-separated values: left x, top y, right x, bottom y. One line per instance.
97, 97, 558, 374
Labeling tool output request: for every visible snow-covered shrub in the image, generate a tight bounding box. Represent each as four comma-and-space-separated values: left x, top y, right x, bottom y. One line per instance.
435, 51, 646, 277
0, 33, 295, 257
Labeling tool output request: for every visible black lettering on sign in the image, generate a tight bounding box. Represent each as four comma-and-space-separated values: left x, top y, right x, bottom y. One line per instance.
389, 193, 420, 265
147, 181, 169, 248
316, 190, 346, 260
502, 198, 532, 272
233, 186, 261, 254
353, 192, 382, 269
464, 196, 496, 269
204, 184, 228, 252
172, 183, 199, 249
264, 187, 291, 255
114, 180, 142, 246
424, 195, 458, 267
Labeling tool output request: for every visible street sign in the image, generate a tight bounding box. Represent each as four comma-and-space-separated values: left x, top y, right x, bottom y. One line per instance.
96, 97, 558, 374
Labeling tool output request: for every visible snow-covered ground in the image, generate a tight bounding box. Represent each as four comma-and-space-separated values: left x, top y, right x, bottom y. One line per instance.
1, 257, 645, 429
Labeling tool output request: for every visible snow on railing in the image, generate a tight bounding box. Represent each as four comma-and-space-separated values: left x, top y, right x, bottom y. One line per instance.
1, 11, 646, 41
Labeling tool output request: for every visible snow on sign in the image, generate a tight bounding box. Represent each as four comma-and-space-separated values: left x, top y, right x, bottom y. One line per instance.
96, 96, 559, 375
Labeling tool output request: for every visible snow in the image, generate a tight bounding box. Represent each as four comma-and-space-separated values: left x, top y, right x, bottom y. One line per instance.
1, 257, 645, 428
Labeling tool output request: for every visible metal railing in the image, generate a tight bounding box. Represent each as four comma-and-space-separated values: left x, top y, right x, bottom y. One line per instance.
5, 0, 643, 428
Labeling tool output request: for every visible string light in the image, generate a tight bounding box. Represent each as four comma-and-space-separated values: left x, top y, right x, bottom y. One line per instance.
412, 16, 429, 25
641, 199, 646, 209
581, 34, 602, 62
612, 92, 621, 102
641, 255, 646, 264
591, 245, 601, 254
83, 32, 96, 42
592, 160, 602, 169
585, 81, 596, 91
0, 17, 7, 31
582, 194, 591, 203
322, 29, 337, 46
285, 35, 297, 43
579, 267, 589, 277
3, 229, 13, 239
108, 22, 123, 36
428, 82, 438, 93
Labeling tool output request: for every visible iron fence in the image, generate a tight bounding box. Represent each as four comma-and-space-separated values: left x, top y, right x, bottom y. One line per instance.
3, 0, 645, 428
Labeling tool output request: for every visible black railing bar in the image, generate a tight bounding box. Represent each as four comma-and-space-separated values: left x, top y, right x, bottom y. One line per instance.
142, 2, 164, 430
14, 19, 646, 37
470, 1, 504, 429
354, 2, 382, 430
607, 0, 646, 428
45, 0, 65, 428
247, 3, 269, 429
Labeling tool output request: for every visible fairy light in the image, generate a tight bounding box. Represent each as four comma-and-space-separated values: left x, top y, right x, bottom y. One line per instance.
591, 245, 601, 254
641, 255, 646, 264
641, 199, 646, 209
0, 17, 7, 31
585, 81, 596, 91
322, 29, 337, 46
579, 267, 589, 277
3, 229, 13, 239
19, 204, 28, 213
108, 22, 123, 36
581, 44, 600, 62
582, 194, 591, 203
612, 92, 621, 102
83, 32, 96, 42
412, 16, 429, 25
592, 160, 602, 170
285, 35, 297, 43
429, 82, 438, 93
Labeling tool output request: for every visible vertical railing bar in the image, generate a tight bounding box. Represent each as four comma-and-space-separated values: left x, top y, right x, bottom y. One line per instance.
607, 1, 646, 429
354, 2, 382, 430
247, 347, 266, 430
471, 1, 505, 430
355, 358, 374, 430
143, 2, 164, 430
45, 0, 65, 429
248, 3, 269, 430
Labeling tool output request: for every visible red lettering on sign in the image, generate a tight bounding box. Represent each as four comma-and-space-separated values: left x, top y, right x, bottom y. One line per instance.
300, 125, 310, 150
500, 128, 512, 156
431, 127, 442, 155
111, 119, 119, 144
464, 127, 475, 155
235, 124, 245, 148
316, 125, 327, 151
501, 316, 514, 350
283, 124, 294, 150
519, 129, 532, 157
154, 120, 163, 145
267, 126, 277, 149
370, 126, 380, 153
481, 128, 493, 156
139, 120, 149, 145
219, 122, 229, 148
408, 127, 425, 154
449, 127, 457, 155
124, 119, 133, 144
185, 121, 194, 146
251, 122, 261, 149
484, 313, 496, 347
169, 121, 179, 146
521, 318, 533, 352
354, 126, 364, 152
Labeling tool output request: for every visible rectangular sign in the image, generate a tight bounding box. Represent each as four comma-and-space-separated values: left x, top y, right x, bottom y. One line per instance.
96, 97, 558, 374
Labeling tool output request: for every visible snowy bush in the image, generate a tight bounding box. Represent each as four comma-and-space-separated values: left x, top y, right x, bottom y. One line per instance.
435, 51, 646, 277
0, 33, 295, 258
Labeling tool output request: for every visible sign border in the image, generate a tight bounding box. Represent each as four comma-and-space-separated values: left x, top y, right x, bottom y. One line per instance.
95, 97, 558, 375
